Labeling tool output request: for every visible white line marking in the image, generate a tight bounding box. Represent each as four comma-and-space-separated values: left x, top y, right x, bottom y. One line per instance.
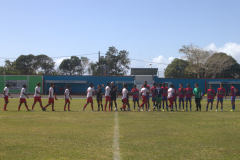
113, 111, 121, 160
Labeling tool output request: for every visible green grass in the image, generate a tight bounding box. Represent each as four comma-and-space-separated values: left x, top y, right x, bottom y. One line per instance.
0, 99, 240, 159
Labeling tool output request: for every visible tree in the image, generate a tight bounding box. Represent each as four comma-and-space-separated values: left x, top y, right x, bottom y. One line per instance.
204, 52, 240, 78
177, 44, 240, 78
3, 60, 17, 74
3, 55, 55, 75
0, 67, 4, 74
179, 44, 213, 78
164, 58, 190, 78
90, 46, 130, 75
59, 56, 89, 75
76, 56, 89, 75
35, 55, 55, 75
14, 54, 37, 74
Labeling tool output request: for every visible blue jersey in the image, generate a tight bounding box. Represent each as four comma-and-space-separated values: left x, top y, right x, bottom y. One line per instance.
155, 87, 163, 97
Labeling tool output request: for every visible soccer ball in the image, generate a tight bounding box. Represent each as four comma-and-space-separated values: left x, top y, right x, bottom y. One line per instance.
114, 108, 118, 111
153, 106, 156, 111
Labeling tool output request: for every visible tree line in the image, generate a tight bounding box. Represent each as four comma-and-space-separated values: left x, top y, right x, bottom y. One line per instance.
1, 44, 236, 78
164, 44, 240, 78
0, 47, 130, 76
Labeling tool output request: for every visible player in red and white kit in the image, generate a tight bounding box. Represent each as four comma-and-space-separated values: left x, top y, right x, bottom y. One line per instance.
3, 84, 13, 111
131, 85, 139, 111
83, 83, 95, 111
31, 83, 43, 111
142, 81, 150, 110
151, 83, 157, 111
138, 84, 149, 111
103, 82, 111, 111
206, 85, 215, 111
64, 85, 72, 111
43, 83, 58, 111
18, 85, 30, 111
216, 83, 226, 111
230, 83, 236, 111
161, 83, 168, 111
185, 84, 193, 111
178, 83, 185, 111
121, 84, 128, 111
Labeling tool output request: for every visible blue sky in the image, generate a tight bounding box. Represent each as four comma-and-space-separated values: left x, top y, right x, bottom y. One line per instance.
1, 0, 240, 76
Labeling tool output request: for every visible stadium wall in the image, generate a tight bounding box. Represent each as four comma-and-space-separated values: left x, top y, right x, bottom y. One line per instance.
43, 75, 134, 94
0, 75, 43, 94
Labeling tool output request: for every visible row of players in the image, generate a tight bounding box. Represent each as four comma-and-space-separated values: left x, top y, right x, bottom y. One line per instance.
129, 82, 235, 112
2, 81, 236, 112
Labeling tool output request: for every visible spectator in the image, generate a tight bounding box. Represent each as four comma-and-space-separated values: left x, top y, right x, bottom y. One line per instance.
53, 85, 58, 97
227, 86, 230, 96
60, 86, 64, 95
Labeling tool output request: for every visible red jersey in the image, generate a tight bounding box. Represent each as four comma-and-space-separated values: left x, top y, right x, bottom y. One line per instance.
185, 88, 192, 98
161, 87, 168, 97
173, 89, 177, 99
178, 88, 185, 98
131, 88, 139, 99
151, 87, 156, 97
142, 85, 150, 95
217, 88, 226, 98
231, 86, 236, 96
207, 89, 215, 99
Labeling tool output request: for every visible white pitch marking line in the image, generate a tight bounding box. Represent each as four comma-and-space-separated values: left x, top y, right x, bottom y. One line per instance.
113, 111, 121, 160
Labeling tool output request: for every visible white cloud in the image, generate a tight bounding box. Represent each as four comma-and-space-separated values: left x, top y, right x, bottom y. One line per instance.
205, 43, 217, 51
205, 43, 240, 63
152, 55, 174, 64
152, 56, 174, 77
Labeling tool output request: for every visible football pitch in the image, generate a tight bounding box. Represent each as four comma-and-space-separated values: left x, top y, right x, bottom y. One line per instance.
0, 99, 240, 160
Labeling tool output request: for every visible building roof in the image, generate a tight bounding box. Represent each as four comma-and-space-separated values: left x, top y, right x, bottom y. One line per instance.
131, 68, 158, 75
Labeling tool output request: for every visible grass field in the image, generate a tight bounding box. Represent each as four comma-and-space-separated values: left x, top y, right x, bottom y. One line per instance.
0, 98, 240, 160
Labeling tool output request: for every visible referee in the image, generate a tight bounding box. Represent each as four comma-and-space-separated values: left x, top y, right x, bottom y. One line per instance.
193, 83, 203, 111
110, 82, 118, 111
